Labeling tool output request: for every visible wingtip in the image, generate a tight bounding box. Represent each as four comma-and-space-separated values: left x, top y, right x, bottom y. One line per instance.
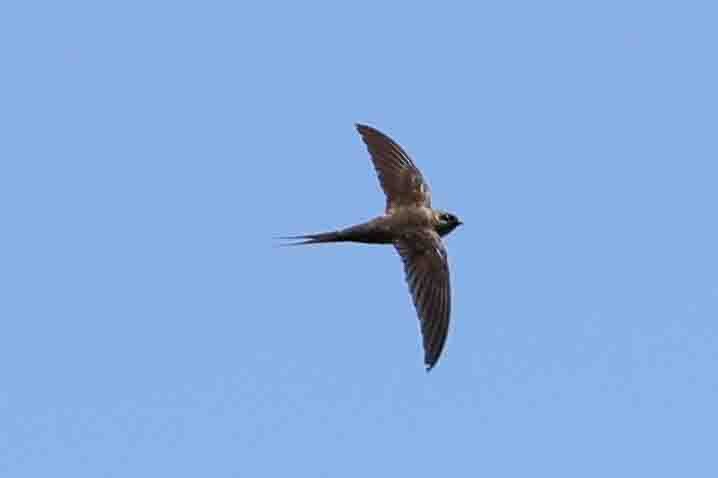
355, 123, 375, 134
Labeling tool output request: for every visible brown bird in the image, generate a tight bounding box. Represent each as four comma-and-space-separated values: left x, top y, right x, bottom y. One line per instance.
283, 124, 462, 370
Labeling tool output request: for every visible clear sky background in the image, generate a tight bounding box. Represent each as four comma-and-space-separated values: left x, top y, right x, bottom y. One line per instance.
2, 1, 717, 476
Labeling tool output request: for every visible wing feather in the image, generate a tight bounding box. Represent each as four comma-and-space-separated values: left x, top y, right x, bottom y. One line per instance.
394, 229, 452, 370
356, 124, 432, 212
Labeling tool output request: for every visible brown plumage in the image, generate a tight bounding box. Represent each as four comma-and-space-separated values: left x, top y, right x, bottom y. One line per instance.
282, 124, 462, 370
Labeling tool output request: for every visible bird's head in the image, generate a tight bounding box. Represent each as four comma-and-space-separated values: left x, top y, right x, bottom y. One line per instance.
435, 210, 463, 237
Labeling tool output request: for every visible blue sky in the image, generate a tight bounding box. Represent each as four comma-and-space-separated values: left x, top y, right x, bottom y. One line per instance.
2, 1, 717, 476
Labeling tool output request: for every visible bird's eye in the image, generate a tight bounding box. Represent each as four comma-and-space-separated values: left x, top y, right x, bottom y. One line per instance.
442, 214, 452, 222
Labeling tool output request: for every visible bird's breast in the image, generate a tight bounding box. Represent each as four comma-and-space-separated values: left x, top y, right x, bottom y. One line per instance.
388, 206, 435, 230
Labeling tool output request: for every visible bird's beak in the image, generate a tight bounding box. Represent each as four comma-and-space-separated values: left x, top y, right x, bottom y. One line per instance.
458, 221, 464, 226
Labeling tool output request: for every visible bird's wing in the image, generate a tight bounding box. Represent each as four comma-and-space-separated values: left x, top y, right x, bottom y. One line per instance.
394, 229, 451, 370
356, 124, 431, 212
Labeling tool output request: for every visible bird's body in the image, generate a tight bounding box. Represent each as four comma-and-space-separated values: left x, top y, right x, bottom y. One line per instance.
289, 207, 445, 245
283, 124, 462, 370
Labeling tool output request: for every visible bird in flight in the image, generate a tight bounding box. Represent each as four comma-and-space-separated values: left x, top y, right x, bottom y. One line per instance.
283, 124, 462, 370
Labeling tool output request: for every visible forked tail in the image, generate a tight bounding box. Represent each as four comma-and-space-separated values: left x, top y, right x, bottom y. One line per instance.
278, 230, 347, 246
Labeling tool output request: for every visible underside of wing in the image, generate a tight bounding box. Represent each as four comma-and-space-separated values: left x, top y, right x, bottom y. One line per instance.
394, 229, 451, 370
356, 124, 431, 212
